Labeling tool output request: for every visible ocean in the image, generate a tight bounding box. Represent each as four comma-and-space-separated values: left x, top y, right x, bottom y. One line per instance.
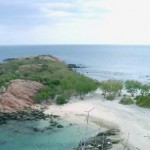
0, 45, 150, 82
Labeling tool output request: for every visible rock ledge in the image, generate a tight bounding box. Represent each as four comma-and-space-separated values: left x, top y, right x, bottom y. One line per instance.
0, 79, 43, 112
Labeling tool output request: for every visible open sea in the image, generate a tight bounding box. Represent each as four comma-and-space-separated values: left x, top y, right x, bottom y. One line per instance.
0, 45, 150, 82
0, 45, 150, 150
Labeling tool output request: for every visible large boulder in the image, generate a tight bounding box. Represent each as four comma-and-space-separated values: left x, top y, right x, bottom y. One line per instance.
0, 79, 43, 112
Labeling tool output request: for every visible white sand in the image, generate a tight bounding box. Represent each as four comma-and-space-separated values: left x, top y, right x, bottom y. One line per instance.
45, 90, 150, 150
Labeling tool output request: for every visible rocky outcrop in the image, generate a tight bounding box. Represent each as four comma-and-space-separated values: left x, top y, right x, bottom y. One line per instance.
38, 55, 60, 62
0, 79, 43, 112
77, 129, 120, 150
0, 108, 49, 125
68, 64, 86, 69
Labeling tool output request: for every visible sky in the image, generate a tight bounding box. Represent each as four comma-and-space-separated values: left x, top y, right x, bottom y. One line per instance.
0, 0, 150, 45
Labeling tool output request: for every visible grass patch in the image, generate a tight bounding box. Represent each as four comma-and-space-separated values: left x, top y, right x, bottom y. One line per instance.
56, 96, 66, 105
119, 96, 134, 105
106, 94, 115, 101
135, 95, 150, 108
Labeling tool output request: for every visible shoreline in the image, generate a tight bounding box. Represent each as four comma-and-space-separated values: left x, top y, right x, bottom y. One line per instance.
44, 90, 150, 150
0, 54, 150, 149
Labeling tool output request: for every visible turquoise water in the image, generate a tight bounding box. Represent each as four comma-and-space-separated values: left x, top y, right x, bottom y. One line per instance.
0, 45, 150, 82
0, 119, 98, 150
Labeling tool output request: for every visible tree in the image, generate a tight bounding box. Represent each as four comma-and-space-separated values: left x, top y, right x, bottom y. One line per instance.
75, 75, 98, 99
119, 96, 134, 105
99, 80, 110, 98
140, 84, 150, 95
99, 80, 123, 99
56, 96, 66, 105
125, 80, 141, 97
135, 94, 150, 108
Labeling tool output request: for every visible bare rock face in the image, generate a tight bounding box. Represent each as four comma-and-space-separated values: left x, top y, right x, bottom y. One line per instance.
0, 79, 43, 112
38, 55, 60, 62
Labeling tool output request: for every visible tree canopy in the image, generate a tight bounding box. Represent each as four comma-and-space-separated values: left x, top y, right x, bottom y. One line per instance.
99, 79, 123, 100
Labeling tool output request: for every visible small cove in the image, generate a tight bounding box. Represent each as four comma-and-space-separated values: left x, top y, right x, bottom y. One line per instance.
0, 118, 99, 150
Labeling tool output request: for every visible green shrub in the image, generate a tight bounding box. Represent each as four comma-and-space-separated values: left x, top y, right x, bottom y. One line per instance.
135, 94, 150, 108
56, 96, 66, 105
59, 74, 98, 100
34, 91, 49, 103
99, 80, 123, 99
34, 86, 57, 103
106, 94, 115, 100
119, 96, 134, 105
140, 84, 150, 95
125, 80, 141, 97
75, 75, 98, 99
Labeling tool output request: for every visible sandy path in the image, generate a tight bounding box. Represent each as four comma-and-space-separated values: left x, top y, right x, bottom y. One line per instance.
45, 91, 150, 150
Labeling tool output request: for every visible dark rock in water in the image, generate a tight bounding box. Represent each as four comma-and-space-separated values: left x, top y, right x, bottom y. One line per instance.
0, 108, 50, 125
68, 64, 86, 69
0, 140, 7, 145
57, 124, 64, 128
31, 127, 40, 132
97, 129, 120, 137
50, 121, 58, 127
110, 138, 120, 144
52, 115, 60, 118
77, 129, 120, 150
45, 127, 53, 130
14, 130, 19, 133
97, 132, 107, 137
0, 120, 7, 125
106, 129, 120, 136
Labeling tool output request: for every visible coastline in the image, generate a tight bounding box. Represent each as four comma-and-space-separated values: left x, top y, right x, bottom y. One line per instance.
45, 90, 150, 150
0, 53, 150, 149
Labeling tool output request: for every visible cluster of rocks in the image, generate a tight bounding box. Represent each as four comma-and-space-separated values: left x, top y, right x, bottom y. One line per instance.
77, 129, 120, 150
29, 116, 64, 133
68, 64, 86, 69
0, 108, 65, 134
0, 108, 61, 124
0, 108, 48, 125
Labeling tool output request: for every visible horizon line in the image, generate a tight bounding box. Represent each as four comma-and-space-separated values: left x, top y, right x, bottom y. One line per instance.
0, 43, 150, 46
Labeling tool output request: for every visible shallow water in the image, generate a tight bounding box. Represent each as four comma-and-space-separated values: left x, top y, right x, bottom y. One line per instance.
0, 119, 99, 150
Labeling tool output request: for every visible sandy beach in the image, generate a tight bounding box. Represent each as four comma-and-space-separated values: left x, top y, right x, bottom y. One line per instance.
45, 90, 150, 150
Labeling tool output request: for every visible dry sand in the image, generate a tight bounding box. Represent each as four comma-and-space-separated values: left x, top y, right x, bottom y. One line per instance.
45, 90, 150, 150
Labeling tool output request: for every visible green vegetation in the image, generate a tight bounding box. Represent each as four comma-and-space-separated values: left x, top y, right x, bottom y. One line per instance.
99, 80, 123, 100
135, 94, 150, 108
1, 56, 150, 108
140, 84, 150, 95
125, 80, 141, 97
99, 79, 150, 108
56, 96, 66, 105
0, 55, 98, 104
119, 96, 134, 105
106, 94, 115, 101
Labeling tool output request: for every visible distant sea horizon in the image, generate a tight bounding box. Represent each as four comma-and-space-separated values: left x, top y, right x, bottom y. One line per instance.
1, 44, 150, 82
